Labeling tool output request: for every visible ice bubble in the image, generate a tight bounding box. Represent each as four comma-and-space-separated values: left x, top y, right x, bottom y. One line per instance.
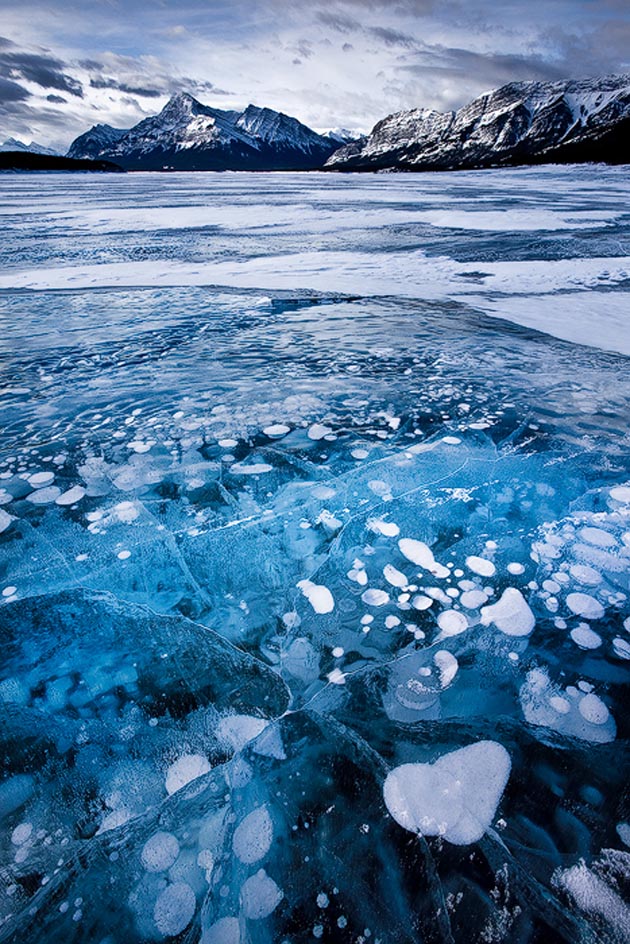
361, 588, 390, 607
232, 806, 273, 864
367, 518, 400, 537
578, 693, 610, 725
231, 463, 273, 475
153, 882, 196, 936
327, 668, 346, 685
466, 556, 496, 577
437, 609, 468, 637
507, 562, 525, 575
28, 470, 54, 488
0, 509, 14, 533
613, 637, 630, 659
308, 423, 332, 441
569, 564, 602, 586
240, 869, 283, 920
27, 485, 61, 504
480, 588, 535, 637
398, 538, 448, 577
383, 741, 511, 845
460, 589, 488, 609
297, 579, 335, 614
383, 564, 407, 588
411, 595, 433, 611
566, 592, 604, 619
263, 424, 290, 437
11, 822, 32, 846
141, 832, 180, 873
579, 527, 616, 548
385, 615, 400, 629
434, 650, 458, 687
570, 625, 602, 649
117, 550, 132, 560
610, 485, 630, 503
165, 754, 211, 795
201, 916, 241, 944
55, 485, 86, 506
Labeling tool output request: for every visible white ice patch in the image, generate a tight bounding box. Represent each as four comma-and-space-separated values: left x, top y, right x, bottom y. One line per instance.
55, 485, 86, 506
240, 869, 283, 920
201, 917, 241, 944
398, 538, 449, 577
361, 588, 390, 607
153, 882, 196, 937
230, 462, 273, 475
466, 556, 496, 577
368, 517, 400, 537
554, 863, 630, 938
216, 714, 269, 752
307, 423, 332, 441
383, 741, 511, 845
297, 579, 335, 614
437, 609, 468, 637
434, 650, 458, 688
566, 592, 604, 619
0, 509, 15, 533
165, 754, 211, 795
520, 668, 615, 743
480, 588, 535, 637
141, 831, 180, 873
232, 806, 273, 864
383, 564, 407, 588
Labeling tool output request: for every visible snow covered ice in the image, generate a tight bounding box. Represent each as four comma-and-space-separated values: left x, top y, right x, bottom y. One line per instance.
0, 166, 629, 943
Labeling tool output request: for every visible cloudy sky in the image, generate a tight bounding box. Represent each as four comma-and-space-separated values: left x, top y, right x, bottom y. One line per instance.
1, 0, 629, 149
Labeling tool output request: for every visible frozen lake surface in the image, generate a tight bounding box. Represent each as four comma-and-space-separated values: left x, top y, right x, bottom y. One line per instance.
0, 167, 629, 943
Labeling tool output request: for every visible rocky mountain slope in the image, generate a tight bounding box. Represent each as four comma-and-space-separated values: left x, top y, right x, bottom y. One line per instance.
67, 124, 129, 161
325, 74, 630, 171
67, 94, 340, 170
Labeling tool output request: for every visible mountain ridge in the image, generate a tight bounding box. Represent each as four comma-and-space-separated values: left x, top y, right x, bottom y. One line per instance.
325, 73, 630, 171
67, 93, 342, 170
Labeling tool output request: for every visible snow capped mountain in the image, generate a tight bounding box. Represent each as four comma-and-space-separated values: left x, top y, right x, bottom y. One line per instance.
326, 74, 630, 171
0, 137, 59, 156
67, 93, 339, 170
321, 128, 361, 144
66, 124, 129, 160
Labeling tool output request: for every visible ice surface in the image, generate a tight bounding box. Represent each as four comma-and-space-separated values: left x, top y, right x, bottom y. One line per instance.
0, 167, 629, 943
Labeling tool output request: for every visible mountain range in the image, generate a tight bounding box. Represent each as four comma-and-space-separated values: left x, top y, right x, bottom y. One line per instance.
0, 137, 60, 157
7, 73, 628, 174
67, 93, 342, 170
325, 73, 630, 172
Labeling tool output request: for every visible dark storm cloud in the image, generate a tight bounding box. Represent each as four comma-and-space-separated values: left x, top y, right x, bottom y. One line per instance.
89, 76, 163, 97
315, 11, 360, 33
0, 48, 83, 96
0, 76, 30, 103
46, 94, 67, 103
400, 44, 572, 87
368, 26, 417, 48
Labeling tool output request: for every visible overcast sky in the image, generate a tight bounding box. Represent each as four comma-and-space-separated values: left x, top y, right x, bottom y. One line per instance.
1, 0, 629, 149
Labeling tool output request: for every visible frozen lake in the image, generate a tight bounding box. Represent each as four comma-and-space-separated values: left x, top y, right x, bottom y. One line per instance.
0, 167, 629, 943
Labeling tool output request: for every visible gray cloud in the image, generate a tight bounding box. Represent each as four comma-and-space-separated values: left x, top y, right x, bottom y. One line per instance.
367, 26, 417, 48
0, 48, 83, 97
0, 76, 30, 104
89, 76, 163, 97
